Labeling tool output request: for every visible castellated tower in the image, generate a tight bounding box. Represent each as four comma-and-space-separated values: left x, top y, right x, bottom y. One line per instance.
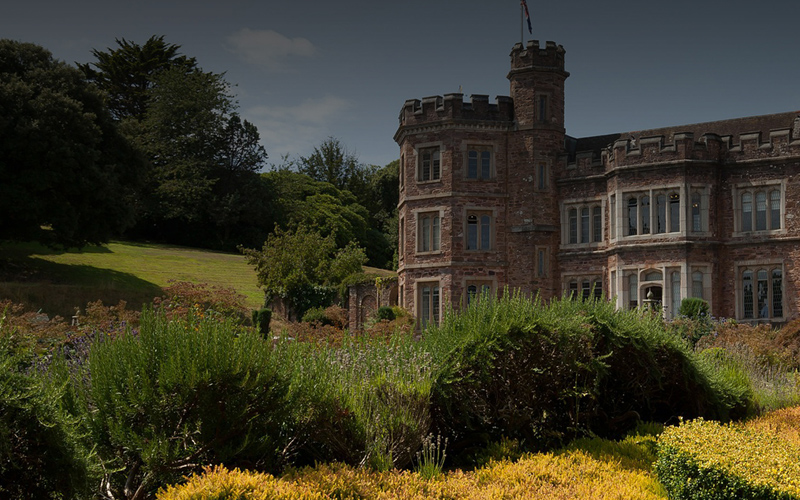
395, 40, 568, 328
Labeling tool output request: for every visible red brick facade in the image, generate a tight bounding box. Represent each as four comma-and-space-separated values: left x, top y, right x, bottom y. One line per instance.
395, 40, 800, 326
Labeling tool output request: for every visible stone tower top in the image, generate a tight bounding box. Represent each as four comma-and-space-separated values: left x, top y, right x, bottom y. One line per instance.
508, 40, 568, 77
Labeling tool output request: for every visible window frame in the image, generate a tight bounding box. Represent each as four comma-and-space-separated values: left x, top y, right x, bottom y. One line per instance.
417, 280, 441, 329
465, 145, 494, 180
465, 209, 494, 251
416, 145, 442, 183
733, 182, 784, 235
563, 200, 603, 246
415, 209, 442, 254
737, 262, 784, 321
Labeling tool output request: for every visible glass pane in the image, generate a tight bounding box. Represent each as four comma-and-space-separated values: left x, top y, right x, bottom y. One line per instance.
656, 194, 667, 234
628, 274, 638, 308
770, 190, 781, 230
422, 153, 430, 181
692, 192, 701, 232
538, 249, 545, 277
756, 192, 767, 231
772, 269, 783, 317
467, 285, 477, 305
593, 280, 602, 300
582, 280, 591, 301
421, 217, 430, 251
593, 206, 602, 242
481, 215, 491, 250
669, 193, 680, 232
742, 192, 752, 231
432, 286, 440, 324
641, 196, 650, 234
481, 151, 491, 179
628, 198, 637, 235
421, 286, 431, 327
467, 215, 477, 250
671, 271, 681, 318
432, 216, 440, 251
692, 271, 703, 299
467, 150, 477, 178
581, 207, 590, 243
569, 281, 578, 300
432, 150, 440, 179
757, 269, 768, 318
743, 271, 753, 319
538, 164, 546, 189
569, 209, 577, 244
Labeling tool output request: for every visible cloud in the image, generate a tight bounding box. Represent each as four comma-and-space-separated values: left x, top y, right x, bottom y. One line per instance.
245, 96, 350, 157
226, 28, 315, 70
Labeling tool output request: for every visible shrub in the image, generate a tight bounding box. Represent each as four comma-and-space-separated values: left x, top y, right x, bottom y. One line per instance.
0, 338, 97, 499
152, 281, 248, 323
251, 307, 272, 335
80, 308, 291, 499
679, 297, 710, 320
425, 292, 749, 462
655, 418, 800, 499
376, 306, 395, 322
301, 306, 332, 326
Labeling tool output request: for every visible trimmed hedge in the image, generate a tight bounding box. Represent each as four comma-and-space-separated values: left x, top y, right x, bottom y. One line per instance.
655, 418, 800, 499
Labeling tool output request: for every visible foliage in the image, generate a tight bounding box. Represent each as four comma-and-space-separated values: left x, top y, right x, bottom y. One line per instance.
0, 39, 144, 248
157, 447, 667, 500
79, 35, 198, 121
655, 417, 800, 499
0, 337, 98, 499
252, 308, 272, 336
679, 297, 711, 320
424, 291, 750, 462
275, 333, 435, 470
414, 434, 448, 480
377, 306, 396, 322
152, 280, 249, 323
240, 225, 367, 319
79, 308, 291, 500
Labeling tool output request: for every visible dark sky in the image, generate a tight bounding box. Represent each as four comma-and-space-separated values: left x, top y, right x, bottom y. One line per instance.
4, 0, 799, 167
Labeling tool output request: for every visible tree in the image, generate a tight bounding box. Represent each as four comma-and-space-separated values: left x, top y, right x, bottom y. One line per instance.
298, 137, 361, 192
78, 35, 197, 122
0, 40, 144, 248
240, 225, 367, 319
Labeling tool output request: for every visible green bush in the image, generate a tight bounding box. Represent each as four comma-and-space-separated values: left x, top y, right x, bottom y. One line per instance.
655, 418, 800, 499
80, 308, 291, 499
0, 340, 97, 499
679, 297, 710, 320
302, 306, 333, 326
425, 292, 750, 462
376, 306, 395, 322
251, 307, 272, 335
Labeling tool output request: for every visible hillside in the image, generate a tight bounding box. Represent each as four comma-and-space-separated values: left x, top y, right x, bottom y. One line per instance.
0, 240, 264, 317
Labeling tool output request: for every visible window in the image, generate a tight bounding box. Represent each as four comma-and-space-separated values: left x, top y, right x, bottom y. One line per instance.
538, 94, 548, 123
610, 195, 616, 238
399, 153, 405, 189
417, 212, 440, 252
691, 192, 702, 232
628, 273, 639, 309
399, 217, 405, 260
537, 164, 548, 190
670, 271, 681, 319
739, 265, 783, 320
737, 185, 782, 232
419, 282, 440, 328
466, 211, 492, 250
564, 202, 602, 245
466, 281, 493, 306
565, 276, 602, 301
418, 147, 440, 182
692, 271, 704, 299
625, 190, 681, 236
536, 247, 548, 278
467, 147, 492, 179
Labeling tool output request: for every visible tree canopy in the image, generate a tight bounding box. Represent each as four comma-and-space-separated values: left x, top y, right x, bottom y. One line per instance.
0, 40, 145, 248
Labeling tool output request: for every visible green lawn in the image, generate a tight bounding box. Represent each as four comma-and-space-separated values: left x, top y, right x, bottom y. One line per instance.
0, 240, 265, 317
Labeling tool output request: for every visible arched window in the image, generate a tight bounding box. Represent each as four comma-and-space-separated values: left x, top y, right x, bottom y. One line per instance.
568, 208, 578, 244
691, 192, 702, 232
627, 198, 638, 235
692, 271, 704, 299
669, 193, 680, 232
581, 207, 590, 243
467, 212, 491, 250
770, 190, 781, 230
640, 195, 650, 234
741, 193, 753, 232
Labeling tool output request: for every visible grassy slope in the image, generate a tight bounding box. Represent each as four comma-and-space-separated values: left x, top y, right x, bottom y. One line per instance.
0, 240, 264, 316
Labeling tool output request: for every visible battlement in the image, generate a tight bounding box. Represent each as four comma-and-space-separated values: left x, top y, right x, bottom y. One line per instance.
398, 93, 514, 127
607, 123, 800, 168
509, 40, 567, 75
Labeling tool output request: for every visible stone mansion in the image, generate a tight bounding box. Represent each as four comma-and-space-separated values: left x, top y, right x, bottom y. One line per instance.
393, 40, 800, 327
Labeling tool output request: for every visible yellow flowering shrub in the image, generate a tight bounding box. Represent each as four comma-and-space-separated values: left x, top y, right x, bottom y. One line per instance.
158, 450, 666, 500
655, 417, 800, 499
745, 406, 800, 447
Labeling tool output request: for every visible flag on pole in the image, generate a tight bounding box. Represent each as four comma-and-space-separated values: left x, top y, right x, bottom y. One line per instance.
521, 0, 532, 34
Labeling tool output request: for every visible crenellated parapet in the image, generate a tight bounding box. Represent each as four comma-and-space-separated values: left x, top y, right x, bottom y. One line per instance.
509, 40, 567, 75
605, 120, 800, 170
398, 93, 514, 128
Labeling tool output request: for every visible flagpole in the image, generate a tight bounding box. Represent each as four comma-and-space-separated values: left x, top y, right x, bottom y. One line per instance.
520, 1, 523, 44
